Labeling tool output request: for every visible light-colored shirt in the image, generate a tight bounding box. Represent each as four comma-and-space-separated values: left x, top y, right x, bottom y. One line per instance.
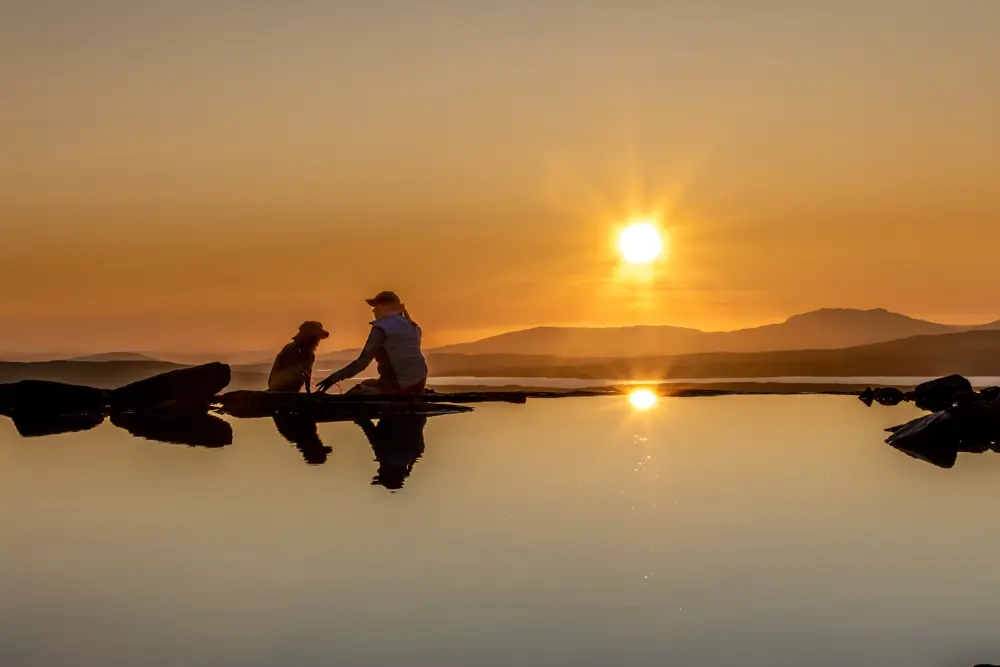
327, 313, 427, 389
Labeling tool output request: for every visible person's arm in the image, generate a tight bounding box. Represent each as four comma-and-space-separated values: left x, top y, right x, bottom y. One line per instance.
317, 328, 386, 389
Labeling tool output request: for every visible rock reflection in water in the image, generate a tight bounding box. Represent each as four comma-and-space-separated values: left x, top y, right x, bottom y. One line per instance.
886, 402, 1000, 469
11, 411, 107, 438
110, 411, 234, 448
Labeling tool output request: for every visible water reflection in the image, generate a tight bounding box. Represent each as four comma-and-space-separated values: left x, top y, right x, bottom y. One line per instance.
270, 413, 428, 490
11, 411, 106, 438
111, 411, 233, 448
273, 414, 332, 465
886, 406, 1000, 469
357, 415, 427, 491
2, 409, 233, 447
629, 389, 658, 411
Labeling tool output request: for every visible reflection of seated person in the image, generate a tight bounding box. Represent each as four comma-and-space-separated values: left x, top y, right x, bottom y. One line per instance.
355, 415, 427, 490
273, 414, 332, 465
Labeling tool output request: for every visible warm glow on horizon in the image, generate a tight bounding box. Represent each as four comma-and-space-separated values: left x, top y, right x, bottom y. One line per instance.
618, 222, 664, 265
629, 389, 658, 410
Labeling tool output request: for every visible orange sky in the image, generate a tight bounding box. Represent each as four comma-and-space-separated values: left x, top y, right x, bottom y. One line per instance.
2, 1, 999, 354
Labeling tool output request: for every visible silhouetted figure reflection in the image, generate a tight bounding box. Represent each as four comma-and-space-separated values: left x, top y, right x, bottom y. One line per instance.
273, 414, 332, 465
111, 411, 233, 448
356, 414, 427, 491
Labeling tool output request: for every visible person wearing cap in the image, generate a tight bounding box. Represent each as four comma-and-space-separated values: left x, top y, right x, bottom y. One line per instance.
267, 321, 330, 393
315, 291, 428, 395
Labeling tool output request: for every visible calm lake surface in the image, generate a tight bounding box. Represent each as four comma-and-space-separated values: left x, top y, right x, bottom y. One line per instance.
2, 395, 999, 667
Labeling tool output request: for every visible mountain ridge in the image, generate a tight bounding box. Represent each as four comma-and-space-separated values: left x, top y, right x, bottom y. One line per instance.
4, 308, 999, 364
429, 308, 987, 357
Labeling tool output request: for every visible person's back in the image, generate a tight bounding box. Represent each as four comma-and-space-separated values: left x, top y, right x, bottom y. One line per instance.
316, 292, 428, 395
371, 312, 428, 392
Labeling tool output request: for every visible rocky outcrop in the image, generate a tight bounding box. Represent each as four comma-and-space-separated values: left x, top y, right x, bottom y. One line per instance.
860, 374, 982, 411
910, 374, 976, 412
0, 380, 109, 417
1, 363, 233, 442
861, 374, 1000, 468
111, 362, 231, 411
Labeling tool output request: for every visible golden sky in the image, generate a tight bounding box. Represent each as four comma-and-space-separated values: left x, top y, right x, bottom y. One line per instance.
2, 1, 999, 353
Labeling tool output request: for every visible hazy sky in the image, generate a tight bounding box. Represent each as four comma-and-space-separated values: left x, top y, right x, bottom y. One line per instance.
2, 0, 999, 353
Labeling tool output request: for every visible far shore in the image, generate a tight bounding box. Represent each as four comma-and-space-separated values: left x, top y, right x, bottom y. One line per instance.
0, 359, 969, 397
431, 382, 889, 397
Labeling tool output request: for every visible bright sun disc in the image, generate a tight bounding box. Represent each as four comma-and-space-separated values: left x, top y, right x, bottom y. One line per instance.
618, 222, 663, 265
629, 389, 658, 410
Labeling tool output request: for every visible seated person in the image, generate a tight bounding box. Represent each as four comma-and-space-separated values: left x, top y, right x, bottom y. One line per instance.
267, 321, 330, 393
316, 291, 427, 395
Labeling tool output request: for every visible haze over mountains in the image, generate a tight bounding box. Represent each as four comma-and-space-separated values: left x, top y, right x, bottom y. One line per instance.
429, 309, 1000, 358
3, 309, 1000, 369
425, 330, 1000, 380
6, 309, 1000, 386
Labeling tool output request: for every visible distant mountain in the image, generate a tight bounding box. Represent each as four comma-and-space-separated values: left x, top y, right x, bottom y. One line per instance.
430, 309, 968, 357
425, 329, 1000, 379
148, 350, 279, 366
69, 352, 162, 363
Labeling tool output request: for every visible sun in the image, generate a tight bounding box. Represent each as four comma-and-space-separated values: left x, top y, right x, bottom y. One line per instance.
618, 221, 663, 265
629, 389, 658, 410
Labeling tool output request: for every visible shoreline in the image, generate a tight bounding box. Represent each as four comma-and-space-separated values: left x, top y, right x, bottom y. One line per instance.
429, 382, 886, 397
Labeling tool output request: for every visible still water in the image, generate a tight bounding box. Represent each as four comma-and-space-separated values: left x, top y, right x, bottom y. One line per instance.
1, 395, 999, 666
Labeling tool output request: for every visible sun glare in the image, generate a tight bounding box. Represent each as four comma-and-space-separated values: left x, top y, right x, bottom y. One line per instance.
629, 389, 658, 410
618, 221, 663, 265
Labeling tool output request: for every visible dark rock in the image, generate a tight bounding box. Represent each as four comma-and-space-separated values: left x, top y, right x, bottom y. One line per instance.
872, 387, 905, 406
0, 380, 109, 417
858, 386, 906, 407
912, 374, 976, 412
859, 387, 875, 407
217, 390, 474, 421
110, 362, 231, 411
979, 386, 1000, 402
886, 401, 1000, 468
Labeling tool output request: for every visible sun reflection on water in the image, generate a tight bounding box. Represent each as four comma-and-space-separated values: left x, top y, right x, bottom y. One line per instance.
629, 389, 658, 411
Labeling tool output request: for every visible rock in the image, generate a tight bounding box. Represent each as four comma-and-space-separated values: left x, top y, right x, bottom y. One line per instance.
858, 386, 906, 407
0, 380, 109, 417
859, 387, 875, 407
912, 374, 976, 412
873, 387, 905, 406
886, 401, 1000, 467
979, 386, 1000, 402
110, 362, 231, 411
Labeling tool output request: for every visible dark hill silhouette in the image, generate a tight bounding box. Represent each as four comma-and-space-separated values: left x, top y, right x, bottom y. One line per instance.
6, 330, 1000, 385
69, 352, 162, 363
425, 330, 1000, 379
429, 308, 965, 357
